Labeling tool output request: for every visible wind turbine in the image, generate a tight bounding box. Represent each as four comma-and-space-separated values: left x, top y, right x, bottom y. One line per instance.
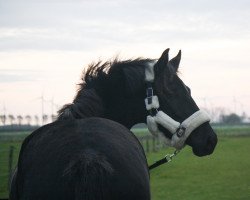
32, 93, 46, 125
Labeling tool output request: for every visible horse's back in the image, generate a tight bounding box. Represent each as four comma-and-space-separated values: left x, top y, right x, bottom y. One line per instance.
12, 118, 150, 200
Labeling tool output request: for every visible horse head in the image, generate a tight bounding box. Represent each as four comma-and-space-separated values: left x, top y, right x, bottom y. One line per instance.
59, 49, 217, 157
147, 49, 217, 156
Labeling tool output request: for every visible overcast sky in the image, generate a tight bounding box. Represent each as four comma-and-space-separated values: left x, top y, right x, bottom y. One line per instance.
0, 0, 250, 122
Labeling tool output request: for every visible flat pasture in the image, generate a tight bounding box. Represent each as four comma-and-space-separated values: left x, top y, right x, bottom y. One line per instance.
148, 136, 250, 200
0, 126, 250, 199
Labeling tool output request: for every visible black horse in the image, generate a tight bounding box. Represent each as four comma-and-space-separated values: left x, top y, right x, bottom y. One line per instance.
10, 49, 217, 200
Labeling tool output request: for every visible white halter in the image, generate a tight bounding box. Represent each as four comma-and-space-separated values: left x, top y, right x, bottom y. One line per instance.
145, 62, 210, 150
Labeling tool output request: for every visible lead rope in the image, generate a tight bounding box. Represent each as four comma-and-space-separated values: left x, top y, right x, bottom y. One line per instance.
148, 150, 180, 170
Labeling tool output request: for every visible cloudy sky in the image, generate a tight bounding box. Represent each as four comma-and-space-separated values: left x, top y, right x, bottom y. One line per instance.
0, 0, 250, 122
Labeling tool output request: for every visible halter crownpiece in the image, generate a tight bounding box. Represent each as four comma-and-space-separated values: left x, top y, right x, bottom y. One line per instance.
145, 62, 210, 150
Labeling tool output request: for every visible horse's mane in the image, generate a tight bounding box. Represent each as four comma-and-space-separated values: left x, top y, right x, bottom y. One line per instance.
81, 58, 153, 91
58, 58, 153, 119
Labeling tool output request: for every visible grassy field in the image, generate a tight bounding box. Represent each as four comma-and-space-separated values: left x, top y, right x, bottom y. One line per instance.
148, 137, 250, 200
0, 141, 21, 198
0, 126, 250, 199
132, 125, 250, 137
0, 131, 30, 142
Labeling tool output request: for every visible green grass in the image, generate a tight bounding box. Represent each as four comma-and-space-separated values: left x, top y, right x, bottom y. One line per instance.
148, 137, 250, 200
0, 141, 22, 198
132, 125, 250, 137
0, 127, 250, 199
213, 125, 250, 136
0, 131, 30, 142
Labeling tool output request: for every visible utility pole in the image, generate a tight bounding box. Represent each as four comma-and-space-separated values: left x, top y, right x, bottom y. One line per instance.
36, 94, 45, 125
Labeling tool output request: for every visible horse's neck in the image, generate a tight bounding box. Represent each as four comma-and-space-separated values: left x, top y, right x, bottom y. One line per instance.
104, 97, 146, 129
58, 89, 105, 120
58, 88, 144, 129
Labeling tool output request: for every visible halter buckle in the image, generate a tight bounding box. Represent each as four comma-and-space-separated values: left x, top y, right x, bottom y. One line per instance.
176, 126, 186, 137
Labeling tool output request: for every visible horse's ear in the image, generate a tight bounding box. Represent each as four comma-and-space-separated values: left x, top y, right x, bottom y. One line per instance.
155, 48, 170, 72
168, 50, 181, 73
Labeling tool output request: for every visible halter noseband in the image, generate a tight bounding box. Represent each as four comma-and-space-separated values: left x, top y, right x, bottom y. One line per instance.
145, 62, 210, 150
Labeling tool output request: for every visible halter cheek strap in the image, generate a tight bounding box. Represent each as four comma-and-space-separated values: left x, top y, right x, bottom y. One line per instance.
145, 62, 210, 150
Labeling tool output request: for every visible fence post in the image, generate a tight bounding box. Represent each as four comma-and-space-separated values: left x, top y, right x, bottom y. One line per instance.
137, 135, 166, 153
8, 145, 15, 190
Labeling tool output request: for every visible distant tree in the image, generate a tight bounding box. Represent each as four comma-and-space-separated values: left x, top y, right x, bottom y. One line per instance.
17, 115, 23, 126
25, 115, 32, 125
0, 115, 7, 125
219, 113, 243, 124
34, 115, 39, 126
8, 114, 15, 125
42, 114, 48, 124
51, 114, 57, 122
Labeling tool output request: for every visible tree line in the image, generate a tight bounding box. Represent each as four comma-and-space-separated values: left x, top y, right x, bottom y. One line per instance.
219, 113, 247, 124
0, 114, 57, 126
0, 112, 248, 126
